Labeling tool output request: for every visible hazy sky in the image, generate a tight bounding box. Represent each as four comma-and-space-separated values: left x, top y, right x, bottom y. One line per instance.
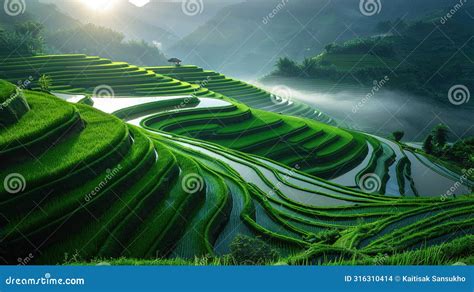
39, 0, 246, 37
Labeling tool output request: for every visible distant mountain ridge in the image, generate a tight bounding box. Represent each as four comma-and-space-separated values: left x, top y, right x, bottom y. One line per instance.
268, 2, 474, 103
170, 0, 455, 77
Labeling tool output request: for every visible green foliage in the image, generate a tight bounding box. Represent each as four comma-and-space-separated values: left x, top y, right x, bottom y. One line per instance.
315, 229, 341, 244
38, 74, 52, 92
432, 124, 449, 148
391, 131, 404, 142
423, 135, 434, 154
275, 57, 301, 77
46, 24, 167, 66
421, 124, 472, 169
229, 235, 279, 265
438, 136, 474, 169
271, 9, 474, 100
0, 21, 44, 55
14, 21, 44, 39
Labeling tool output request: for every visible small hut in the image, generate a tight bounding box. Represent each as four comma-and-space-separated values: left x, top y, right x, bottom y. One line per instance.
168, 58, 182, 66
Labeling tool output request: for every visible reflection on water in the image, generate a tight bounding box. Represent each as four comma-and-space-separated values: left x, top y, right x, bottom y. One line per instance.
256, 77, 474, 141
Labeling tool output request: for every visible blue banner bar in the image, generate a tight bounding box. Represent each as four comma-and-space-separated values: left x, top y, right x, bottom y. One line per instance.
0, 266, 472, 292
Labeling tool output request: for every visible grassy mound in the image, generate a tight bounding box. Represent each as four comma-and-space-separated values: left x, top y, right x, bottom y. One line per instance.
0, 80, 30, 126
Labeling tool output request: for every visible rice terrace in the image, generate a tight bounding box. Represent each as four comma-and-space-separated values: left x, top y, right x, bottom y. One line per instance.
0, 0, 473, 268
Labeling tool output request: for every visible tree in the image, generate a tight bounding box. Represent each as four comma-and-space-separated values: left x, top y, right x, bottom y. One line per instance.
0, 22, 44, 55
432, 124, 449, 148
301, 57, 316, 75
423, 134, 434, 154
38, 75, 52, 92
14, 21, 44, 39
275, 57, 300, 77
391, 131, 404, 142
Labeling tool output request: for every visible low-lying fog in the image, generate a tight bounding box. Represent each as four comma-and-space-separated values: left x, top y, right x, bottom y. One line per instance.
253, 77, 473, 142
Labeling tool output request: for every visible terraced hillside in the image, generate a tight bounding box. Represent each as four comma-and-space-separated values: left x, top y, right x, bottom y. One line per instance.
0, 55, 215, 97
0, 55, 470, 196
0, 55, 369, 181
0, 80, 472, 266
148, 65, 336, 125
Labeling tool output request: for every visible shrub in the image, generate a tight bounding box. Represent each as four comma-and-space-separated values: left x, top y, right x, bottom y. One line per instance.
423, 135, 433, 154
391, 131, 404, 142
39, 75, 52, 92
315, 229, 341, 244
229, 235, 279, 265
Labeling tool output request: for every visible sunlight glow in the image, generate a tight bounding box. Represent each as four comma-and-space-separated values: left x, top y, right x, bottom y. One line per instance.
81, 0, 116, 12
